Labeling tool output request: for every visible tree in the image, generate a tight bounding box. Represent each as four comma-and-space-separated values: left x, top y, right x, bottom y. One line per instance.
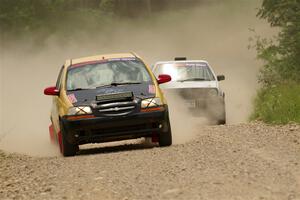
256, 0, 300, 85
251, 0, 300, 124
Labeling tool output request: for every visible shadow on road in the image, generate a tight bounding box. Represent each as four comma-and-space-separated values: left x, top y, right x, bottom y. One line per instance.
77, 139, 157, 156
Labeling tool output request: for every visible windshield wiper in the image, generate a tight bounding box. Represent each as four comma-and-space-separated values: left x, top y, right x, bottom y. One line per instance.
111, 81, 142, 86
178, 78, 209, 82
96, 82, 142, 88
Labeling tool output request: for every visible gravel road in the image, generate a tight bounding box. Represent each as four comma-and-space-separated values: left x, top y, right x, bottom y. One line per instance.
0, 122, 299, 200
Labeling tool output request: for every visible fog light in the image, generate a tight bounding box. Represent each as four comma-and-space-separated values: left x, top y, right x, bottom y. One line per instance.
68, 106, 92, 115
141, 98, 162, 108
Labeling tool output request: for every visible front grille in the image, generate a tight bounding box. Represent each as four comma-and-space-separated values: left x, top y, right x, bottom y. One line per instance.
178, 88, 218, 99
91, 124, 148, 135
99, 106, 135, 113
91, 123, 159, 136
94, 101, 136, 116
75, 122, 160, 144
165, 88, 219, 109
195, 99, 206, 109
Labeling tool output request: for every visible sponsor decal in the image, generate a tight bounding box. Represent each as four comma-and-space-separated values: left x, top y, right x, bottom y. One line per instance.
148, 85, 156, 94
108, 58, 136, 61
185, 63, 207, 67
70, 58, 136, 69
70, 60, 108, 68
67, 93, 78, 103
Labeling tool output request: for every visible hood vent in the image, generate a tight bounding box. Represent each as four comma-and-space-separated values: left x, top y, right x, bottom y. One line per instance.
96, 92, 133, 103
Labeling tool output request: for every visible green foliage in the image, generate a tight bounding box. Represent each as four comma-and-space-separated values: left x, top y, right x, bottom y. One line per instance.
252, 82, 300, 124
0, 0, 202, 42
252, 0, 300, 124
99, 0, 115, 12
256, 0, 300, 84
0, 0, 115, 41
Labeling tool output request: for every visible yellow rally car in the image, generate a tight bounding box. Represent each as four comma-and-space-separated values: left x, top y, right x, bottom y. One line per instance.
44, 53, 172, 156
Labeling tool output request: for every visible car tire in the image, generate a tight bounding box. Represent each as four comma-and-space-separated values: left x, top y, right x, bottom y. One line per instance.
218, 102, 226, 125
159, 120, 172, 147
218, 118, 226, 125
59, 122, 78, 157
208, 107, 226, 125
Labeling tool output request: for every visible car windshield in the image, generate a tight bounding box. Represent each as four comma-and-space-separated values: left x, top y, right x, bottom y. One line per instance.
154, 62, 215, 82
66, 58, 152, 90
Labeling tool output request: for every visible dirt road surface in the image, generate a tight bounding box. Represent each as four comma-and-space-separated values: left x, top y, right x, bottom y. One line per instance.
1, 122, 299, 200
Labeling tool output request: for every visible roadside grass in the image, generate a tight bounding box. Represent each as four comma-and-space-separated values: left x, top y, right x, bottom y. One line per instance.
251, 82, 300, 124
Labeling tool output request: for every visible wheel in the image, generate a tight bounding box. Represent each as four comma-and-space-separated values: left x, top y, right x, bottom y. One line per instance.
208, 98, 226, 125
218, 118, 226, 125
159, 120, 172, 147
218, 102, 226, 125
59, 122, 78, 157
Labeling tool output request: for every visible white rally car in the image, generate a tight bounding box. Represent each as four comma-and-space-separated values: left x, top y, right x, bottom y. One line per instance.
152, 57, 226, 124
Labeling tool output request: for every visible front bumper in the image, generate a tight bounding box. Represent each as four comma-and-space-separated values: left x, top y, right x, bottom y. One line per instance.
163, 88, 225, 116
60, 106, 170, 145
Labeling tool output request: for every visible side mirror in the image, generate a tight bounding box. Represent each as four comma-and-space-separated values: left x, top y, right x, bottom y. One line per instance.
157, 74, 172, 84
44, 86, 59, 96
217, 75, 225, 81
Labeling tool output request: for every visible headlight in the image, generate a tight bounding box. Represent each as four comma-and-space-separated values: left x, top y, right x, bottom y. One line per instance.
207, 89, 218, 97
68, 106, 92, 115
141, 98, 163, 108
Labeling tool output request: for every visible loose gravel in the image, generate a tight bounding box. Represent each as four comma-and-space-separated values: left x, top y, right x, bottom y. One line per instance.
1, 122, 299, 200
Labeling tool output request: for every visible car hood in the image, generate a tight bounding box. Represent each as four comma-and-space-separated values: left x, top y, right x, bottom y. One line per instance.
159, 81, 218, 89
66, 83, 156, 106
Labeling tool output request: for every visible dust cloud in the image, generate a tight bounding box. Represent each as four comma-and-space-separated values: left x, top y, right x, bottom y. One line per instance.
0, 0, 274, 155
164, 91, 209, 144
